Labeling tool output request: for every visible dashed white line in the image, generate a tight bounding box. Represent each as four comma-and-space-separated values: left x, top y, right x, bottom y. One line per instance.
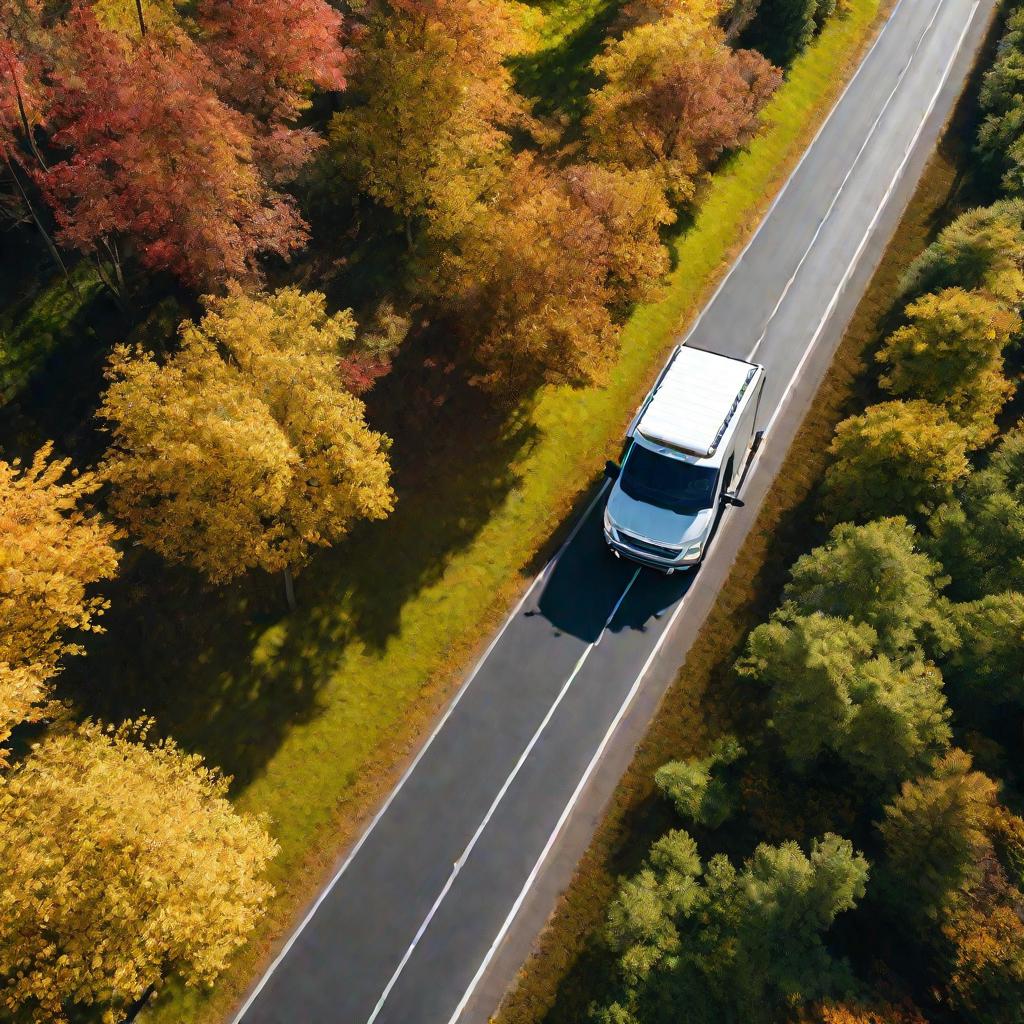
747, 0, 944, 361
365, 568, 641, 1024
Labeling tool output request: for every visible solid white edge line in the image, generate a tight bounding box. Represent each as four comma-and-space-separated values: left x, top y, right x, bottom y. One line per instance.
444, 3, 984, 1022
680, 0, 909, 346
229, 480, 610, 1024
365, 568, 640, 1024
747, 0, 944, 360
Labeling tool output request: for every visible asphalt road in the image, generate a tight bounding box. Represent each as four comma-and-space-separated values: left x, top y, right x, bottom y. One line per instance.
232, 2, 995, 1022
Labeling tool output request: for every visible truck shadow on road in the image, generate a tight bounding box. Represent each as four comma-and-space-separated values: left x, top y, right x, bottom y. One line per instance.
535, 504, 696, 643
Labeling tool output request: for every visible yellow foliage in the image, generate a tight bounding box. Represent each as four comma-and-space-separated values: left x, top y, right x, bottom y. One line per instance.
0, 719, 278, 1023
329, 0, 527, 239
0, 443, 120, 754
877, 288, 1019, 447
99, 285, 394, 583
823, 400, 972, 522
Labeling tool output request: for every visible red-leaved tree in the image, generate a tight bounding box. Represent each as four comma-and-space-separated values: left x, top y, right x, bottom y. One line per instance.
39, 7, 308, 291
197, 0, 350, 180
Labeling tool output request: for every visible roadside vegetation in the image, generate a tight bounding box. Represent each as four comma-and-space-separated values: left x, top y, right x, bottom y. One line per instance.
0, 0, 884, 1020
497, 6, 1024, 1024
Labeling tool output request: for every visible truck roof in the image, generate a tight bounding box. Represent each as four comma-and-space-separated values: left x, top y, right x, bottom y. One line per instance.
635, 346, 760, 459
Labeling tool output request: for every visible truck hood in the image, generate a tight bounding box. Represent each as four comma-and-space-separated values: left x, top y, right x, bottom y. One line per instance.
606, 484, 714, 549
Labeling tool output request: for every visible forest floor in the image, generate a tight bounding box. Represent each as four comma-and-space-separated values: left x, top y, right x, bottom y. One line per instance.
491, 17, 997, 1024
0, 2, 890, 1021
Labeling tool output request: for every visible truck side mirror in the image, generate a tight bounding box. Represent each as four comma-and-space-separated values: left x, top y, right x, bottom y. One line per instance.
604, 460, 621, 481
722, 491, 745, 508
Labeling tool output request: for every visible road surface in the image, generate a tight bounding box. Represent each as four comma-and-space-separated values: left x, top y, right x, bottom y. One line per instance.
232, 2, 994, 1022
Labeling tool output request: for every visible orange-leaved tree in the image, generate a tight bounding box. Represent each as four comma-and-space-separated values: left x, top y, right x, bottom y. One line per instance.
585, 6, 781, 203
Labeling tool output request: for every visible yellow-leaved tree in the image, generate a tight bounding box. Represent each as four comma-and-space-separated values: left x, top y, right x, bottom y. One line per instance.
0, 444, 120, 758
0, 719, 278, 1023
99, 286, 394, 603
329, 0, 527, 246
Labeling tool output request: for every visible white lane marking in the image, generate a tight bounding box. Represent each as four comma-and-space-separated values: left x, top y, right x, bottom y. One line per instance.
229, 481, 609, 1024
760, 0, 983, 439
683, 0, 909, 346
446, 3, 984, 1023
747, 0, 944, 361
365, 568, 641, 1024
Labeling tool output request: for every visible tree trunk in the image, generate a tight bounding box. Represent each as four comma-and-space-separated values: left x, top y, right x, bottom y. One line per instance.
124, 982, 156, 1023
283, 566, 297, 612
405, 214, 414, 252
135, 0, 148, 36
4, 156, 76, 291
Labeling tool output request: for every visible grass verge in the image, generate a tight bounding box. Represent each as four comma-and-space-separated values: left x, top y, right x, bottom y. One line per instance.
491, 36, 986, 1024
120, 4, 888, 1021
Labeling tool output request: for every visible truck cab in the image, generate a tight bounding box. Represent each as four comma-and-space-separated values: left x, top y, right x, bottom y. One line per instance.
603, 345, 765, 573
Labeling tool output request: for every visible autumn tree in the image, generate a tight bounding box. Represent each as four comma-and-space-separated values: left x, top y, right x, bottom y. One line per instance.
428, 157, 626, 391
197, 0, 349, 179
41, 8, 307, 291
930, 425, 1024, 599
0, 719, 278, 1023
737, 612, 950, 783
821, 400, 971, 524
330, 0, 526, 245
0, 444, 119, 757
99, 286, 394, 598
877, 288, 1018, 446
900, 200, 1024, 305
586, 9, 781, 203
783, 517, 953, 659
877, 749, 997, 922
599, 829, 868, 1024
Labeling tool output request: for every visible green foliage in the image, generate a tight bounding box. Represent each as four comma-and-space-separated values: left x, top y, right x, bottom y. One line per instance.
822, 400, 971, 524
930, 426, 1024, 599
654, 736, 744, 828
737, 612, 950, 782
876, 287, 1018, 447
898, 201, 1024, 305
783, 517, 953, 659
746, 0, 818, 66
877, 749, 997, 922
947, 592, 1024, 710
976, 8, 1024, 196
600, 829, 868, 1024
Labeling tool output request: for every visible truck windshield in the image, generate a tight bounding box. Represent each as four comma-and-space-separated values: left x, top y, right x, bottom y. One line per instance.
620, 445, 718, 515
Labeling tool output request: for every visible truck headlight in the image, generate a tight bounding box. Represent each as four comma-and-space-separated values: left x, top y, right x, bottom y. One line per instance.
682, 541, 703, 561
603, 506, 616, 539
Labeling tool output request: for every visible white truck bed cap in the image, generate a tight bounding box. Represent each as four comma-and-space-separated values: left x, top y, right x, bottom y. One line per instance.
635, 346, 758, 459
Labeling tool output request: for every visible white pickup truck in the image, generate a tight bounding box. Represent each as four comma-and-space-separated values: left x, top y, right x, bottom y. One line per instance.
603, 345, 765, 573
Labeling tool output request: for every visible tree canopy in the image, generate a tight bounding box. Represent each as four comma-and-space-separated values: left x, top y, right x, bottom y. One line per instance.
930, 425, 1024, 599
876, 287, 1018, 447
822, 400, 971, 524
99, 286, 394, 583
586, 7, 781, 203
737, 611, 950, 783
0, 443, 119, 758
0, 719, 277, 1023
782, 517, 953, 659
600, 829, 868, 1024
